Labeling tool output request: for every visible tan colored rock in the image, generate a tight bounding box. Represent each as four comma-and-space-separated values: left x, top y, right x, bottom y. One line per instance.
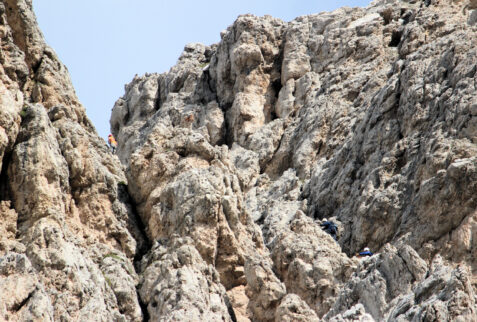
275, 294, 319, 322
328, 304, 374, 322
281, 19, 311, 84
244, 256, 287, 321
276, 79, 295, 118
209, 14, 286, 144
114, 0, 477, 318
0, 80, 22, 170
0, 1, 146, 320
2, 0, 477, 320
271, 213, 357, 317
0, 202, 18, 254
0, 253, 53, 321
139, 237, 234, 321
227, 285, 250, 322
111, 0, 477, 319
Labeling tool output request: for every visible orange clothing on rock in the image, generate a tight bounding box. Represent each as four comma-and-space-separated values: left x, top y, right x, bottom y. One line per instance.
108, 135, 117, 147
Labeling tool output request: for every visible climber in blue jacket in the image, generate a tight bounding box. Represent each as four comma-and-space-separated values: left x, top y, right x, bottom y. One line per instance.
358, 247, 373, 257
320, 218, 338, 241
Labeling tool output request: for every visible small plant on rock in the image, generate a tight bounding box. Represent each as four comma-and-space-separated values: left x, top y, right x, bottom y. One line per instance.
103, 252, 123, 262
19, 105, 29, 118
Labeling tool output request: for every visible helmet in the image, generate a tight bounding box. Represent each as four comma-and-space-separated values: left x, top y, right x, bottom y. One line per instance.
322, 218, 328, 222
364, 247, 370, 252
108, 134, 112, 137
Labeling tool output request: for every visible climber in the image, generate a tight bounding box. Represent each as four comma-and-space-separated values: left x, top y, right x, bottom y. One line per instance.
108, 134, 117, 153
320, 218, 338, 241
358, 247, 373, 257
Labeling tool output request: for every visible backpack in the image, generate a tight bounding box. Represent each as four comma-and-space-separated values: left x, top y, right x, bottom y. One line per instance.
328, 223, 338, 234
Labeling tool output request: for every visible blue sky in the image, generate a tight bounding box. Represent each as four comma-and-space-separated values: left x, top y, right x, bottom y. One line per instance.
34, 1, 370, 140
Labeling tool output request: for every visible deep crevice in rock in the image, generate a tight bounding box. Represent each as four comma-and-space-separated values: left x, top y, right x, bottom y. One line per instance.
117, 183, 152, 320
271, 78, 282, 99
117, 183, 151, 268
137, 291, 150, 322
389, 30, 402, 47
400, 10, 413, 25
380, 9, 393, 25
223, 113, 234, 149
12, 289, 34, 312
224, 294, 238, 322
154, 78, 162, 111
31, 55, 43, 75
0, 150, 12, 202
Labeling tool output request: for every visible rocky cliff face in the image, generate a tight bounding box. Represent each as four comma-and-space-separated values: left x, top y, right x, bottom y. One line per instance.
1, 0, 477, 321
0, 0, 146, 320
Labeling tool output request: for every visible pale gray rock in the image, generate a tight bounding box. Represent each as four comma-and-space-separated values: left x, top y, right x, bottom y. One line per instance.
327, 244, 428, 320
275, 294, 319, 322
245, 119, 285, 169
110, 73, 161, 164
468, 9, 477, 25
386, 255, 476, 321
275, 79, 296, 119
0, 1, 146, 321
328, 304, 374, 322
139, 237, 234, 321
326, 245, 476, 321
230, 144, 260, 189
2, 0, 477, 320
209, 14, 286, 145
244, 255, 287, 321
245, 169, 302, 237
271, 213, 357, 317
281, 18, 311, 85
0, 253, 54, 321
101, 254, 142, 321
110, 1, 477, 318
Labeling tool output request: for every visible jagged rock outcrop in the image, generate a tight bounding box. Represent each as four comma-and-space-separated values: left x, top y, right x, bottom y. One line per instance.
1, 0, 477, 321
111, 0, 477, 320
0, 1, 146, 320
138, 237, 234, 321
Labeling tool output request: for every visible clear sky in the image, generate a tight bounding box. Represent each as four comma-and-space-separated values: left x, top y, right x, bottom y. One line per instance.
34, 1, 370, 140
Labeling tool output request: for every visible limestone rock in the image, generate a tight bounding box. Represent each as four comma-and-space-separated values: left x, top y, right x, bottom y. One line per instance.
0, 1, 145, 320
271, 214, 357, 317
328, 304, 374, 322
2, 0, 477, 320
327, 244, 428, 320
387, 255, 476, 321
111, 0, 477, 319
139, 237, 234, 321
0, 253, 53, 321
275, 294, 319, 322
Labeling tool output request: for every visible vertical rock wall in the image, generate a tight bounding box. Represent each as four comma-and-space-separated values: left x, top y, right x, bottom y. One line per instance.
111, 0, 477, 320
0, 1, 146, 320
0, 0, 476, 321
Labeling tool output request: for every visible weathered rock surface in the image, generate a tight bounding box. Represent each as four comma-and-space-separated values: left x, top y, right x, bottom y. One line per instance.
111, 0, 477, 320
0, 1, 146, 321
139, 237, 234, 321
1, 0, 477, 321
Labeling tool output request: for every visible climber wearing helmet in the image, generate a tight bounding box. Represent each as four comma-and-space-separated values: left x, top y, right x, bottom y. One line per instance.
320, 218, 338, 241
108, 134, 117, 153
358, 247, 373, 257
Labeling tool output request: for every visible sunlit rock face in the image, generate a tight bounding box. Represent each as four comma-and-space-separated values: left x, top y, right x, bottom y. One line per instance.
0, 1, 146, 321
1, 0, 476, 321
112, 0, 477, 319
